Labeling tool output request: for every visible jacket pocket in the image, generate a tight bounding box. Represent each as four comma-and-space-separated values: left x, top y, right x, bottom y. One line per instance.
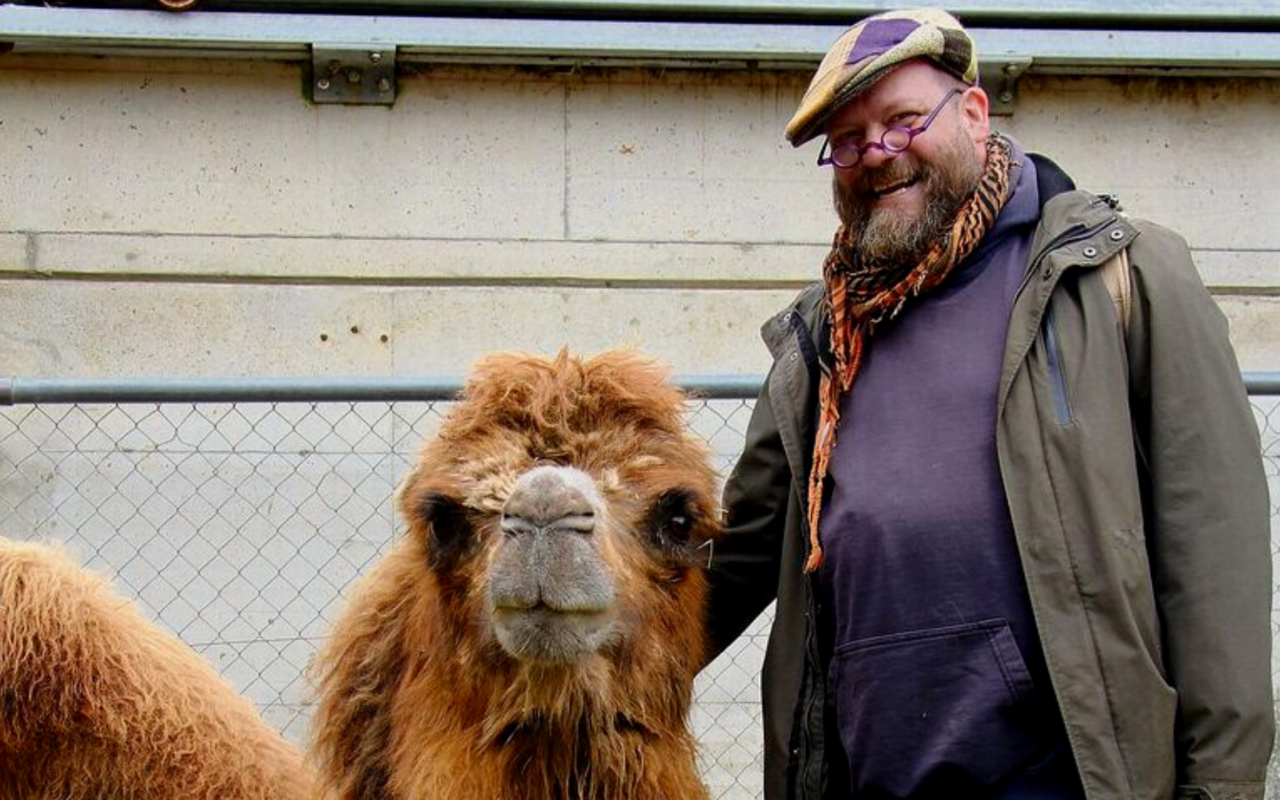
827, 619, 1046, 797
1042, 303, 1074, 425
1175, 782, 1265, 800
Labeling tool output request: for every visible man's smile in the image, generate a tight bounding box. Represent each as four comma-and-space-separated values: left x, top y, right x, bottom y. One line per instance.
871, 177, 919, 199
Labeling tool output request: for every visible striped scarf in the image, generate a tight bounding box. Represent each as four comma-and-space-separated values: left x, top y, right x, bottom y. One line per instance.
804, 133, 1014, 572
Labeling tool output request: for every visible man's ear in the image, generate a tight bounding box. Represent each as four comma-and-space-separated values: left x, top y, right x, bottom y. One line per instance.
959, 85, 991, 144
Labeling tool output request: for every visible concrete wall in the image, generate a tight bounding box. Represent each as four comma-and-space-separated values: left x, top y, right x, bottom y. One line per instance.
3, 51, 1280, 798
2, 55, 1277, 378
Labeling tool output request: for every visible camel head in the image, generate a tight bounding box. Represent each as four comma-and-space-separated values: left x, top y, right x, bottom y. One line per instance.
313, 349, 723, 800
402, 349, 722, 676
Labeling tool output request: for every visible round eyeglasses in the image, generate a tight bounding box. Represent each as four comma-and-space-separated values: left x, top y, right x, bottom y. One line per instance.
817, 88, 962, 169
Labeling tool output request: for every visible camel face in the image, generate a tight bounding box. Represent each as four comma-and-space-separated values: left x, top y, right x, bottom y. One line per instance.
401, 350, 722, 682
413, 440, 719, 678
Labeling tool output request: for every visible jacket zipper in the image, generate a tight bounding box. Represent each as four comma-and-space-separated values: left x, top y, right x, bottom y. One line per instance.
799, 573, 821, 799
795, 463, 821, 799
1043, 303, 1073, 425
1013, 213, 1116, 426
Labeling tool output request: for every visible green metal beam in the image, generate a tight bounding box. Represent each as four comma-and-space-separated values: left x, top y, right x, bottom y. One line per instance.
2, 7, 1279, 73
16, 1, 1280, 30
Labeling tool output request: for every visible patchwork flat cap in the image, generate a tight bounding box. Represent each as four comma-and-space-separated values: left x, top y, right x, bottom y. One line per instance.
786, 7, 979, 147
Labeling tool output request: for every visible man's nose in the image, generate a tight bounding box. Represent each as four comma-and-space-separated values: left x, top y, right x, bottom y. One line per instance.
858, 141, 897, 170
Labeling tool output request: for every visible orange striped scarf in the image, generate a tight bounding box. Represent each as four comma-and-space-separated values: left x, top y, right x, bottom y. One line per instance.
804, 133, 1014, 572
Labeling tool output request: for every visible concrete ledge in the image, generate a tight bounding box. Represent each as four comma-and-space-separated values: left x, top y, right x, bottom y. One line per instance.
0, 233, 825, 286
0, 280, 791, 376
3, 280, 1279, 377
1, 233, 1273, 293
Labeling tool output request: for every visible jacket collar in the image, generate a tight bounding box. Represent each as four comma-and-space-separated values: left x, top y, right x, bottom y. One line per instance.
1026, 151, 1136, 271
996, 189, 1138, 414
1030, 190, 1136, 275
761, 283, 825, 367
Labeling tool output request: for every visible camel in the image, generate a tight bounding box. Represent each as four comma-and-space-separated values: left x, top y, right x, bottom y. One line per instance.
0, 538, 317, 800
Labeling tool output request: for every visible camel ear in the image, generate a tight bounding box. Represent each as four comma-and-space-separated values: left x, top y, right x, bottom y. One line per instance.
416, 492, 475, 574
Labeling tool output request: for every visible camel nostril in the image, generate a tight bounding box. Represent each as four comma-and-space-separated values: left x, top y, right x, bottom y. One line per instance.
500, 511, 595, 537
552, 512, 596, 535
500, 515, 536, 538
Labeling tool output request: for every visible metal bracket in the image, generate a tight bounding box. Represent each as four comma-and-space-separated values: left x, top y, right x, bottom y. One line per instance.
311, 45, 396, 106
981, 58, 1032, 117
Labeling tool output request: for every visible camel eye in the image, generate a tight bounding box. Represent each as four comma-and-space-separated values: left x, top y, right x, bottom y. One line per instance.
416, 492, 475, 573
646, 490, 699, 552
667, 514, 691, 538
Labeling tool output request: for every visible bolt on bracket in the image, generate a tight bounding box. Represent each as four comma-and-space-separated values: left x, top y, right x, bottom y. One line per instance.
312, 45, 397, 106
981, 58, 1032, 117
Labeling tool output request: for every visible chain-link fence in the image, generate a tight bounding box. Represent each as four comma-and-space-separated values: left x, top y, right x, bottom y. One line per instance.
1, 376, 1278, 799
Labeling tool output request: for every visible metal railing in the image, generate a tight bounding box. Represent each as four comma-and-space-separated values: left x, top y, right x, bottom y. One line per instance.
1, 374, 1278, 799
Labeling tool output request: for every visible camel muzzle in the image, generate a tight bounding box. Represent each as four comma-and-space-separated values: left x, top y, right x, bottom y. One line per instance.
489, 466, 618, 663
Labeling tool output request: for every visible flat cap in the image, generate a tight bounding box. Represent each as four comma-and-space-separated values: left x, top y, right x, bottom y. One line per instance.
786, 8, 979, 147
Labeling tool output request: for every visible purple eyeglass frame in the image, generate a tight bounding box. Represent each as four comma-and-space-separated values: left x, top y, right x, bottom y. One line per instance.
817, 87, 963, 169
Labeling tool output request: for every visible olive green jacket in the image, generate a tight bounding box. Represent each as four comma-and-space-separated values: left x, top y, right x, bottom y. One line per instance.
706, 187, 1274, 800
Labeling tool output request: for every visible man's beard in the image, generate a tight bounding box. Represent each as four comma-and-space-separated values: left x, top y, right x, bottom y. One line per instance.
832, 130, 985, 266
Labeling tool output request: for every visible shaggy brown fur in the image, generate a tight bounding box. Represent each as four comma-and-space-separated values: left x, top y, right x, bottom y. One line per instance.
0, 538, 316, 800
311, 350, 723, 800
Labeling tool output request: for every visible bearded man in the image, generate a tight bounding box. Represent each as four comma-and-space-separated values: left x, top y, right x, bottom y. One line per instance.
705, 8, 1273, 800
